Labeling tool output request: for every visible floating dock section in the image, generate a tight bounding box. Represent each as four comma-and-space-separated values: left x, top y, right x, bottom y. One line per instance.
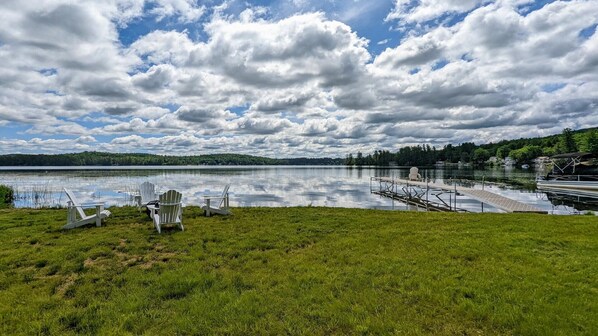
371, 177, 547, 214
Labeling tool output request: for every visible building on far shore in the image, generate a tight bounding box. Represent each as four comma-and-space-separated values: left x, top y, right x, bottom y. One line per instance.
534, 156, 551, 165
486, 156, 500, 165
503, 157, 516, 167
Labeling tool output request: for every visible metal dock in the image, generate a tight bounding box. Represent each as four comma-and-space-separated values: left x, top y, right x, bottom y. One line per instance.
372, 177, 547, 214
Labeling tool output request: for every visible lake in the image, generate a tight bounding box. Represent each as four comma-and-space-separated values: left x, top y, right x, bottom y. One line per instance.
0, 166, 596, 214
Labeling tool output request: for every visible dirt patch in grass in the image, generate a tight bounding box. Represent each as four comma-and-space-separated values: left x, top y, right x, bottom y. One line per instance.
55, 274, 78, 297
83, 247, 178, 270
83, 258, 96, 268
139, 252, 178, 269
82, 257, 113, 271
114, 251, 141, 267
127, 243, 180, 269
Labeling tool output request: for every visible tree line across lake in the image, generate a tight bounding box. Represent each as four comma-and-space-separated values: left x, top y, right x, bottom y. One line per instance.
345, 127, 598, 166
0, 152, 343, 166
0, 127, 595, 167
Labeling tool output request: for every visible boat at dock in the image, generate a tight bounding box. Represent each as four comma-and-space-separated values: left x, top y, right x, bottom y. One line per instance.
536, 179, 598, 194
536, 152, 598, 193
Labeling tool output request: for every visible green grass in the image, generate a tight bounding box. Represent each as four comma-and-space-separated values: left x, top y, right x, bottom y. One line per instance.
0, 207, 597, 335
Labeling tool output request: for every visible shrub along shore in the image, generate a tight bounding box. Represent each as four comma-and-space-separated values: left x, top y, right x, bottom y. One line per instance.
0, 206, 597, 335
0, 185, 14, 209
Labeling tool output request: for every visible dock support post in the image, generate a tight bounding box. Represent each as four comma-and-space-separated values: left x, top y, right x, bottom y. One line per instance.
426, 179, 429, 211
454, 179, 457, 211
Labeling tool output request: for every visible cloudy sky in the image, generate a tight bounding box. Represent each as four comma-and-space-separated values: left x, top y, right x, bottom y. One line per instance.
0, 0, 597, 157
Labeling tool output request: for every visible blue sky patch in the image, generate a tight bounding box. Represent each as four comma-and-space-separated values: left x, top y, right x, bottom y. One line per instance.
579, 24, 597, 40
118, 7, 206, 47
228, 105, 250, 116
162, 103, 181, 113
45, 90, 63, 96
432, 59, 449, 71
1, 124, 30, 139
541, 82, 566, 93
517, 0, 558, 16
39, 68, 58, 76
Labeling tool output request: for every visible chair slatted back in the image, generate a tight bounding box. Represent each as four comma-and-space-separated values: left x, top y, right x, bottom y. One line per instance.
218, 184, 230, 208
409, 167, 420, 181
63, 188, 86, 218
140, 182, 157, 204
159, 190, 182, 225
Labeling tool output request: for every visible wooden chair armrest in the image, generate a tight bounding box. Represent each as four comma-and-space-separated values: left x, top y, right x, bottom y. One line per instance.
203, 195, 227, 199
69, 202, 106, 208
203, 192, 229, 200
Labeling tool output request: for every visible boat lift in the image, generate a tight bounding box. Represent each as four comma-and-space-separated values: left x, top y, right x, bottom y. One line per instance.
370, 177, 468, 212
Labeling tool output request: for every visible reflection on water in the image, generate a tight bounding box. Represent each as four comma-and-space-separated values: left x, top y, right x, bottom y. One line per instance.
543, 191, 598, 212
0, 166, 595, 214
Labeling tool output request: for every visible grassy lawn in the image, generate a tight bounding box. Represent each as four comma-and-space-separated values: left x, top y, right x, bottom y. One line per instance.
0, 207, 597, 335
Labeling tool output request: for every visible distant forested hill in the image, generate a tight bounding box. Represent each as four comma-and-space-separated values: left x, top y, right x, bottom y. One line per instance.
345, 127, 598, 166
0, 152, 344, 166
1, 127, 596, 167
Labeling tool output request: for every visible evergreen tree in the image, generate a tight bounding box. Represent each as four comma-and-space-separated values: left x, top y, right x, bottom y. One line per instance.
559, 128, 578, 153
345, 154, 355, 165
355, 152, 364, 166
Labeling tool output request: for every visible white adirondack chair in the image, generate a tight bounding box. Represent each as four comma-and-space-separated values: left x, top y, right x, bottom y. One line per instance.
408, 167, 422, 181
201, 184, 231, 216
63, 188, 111, 229
135, 182, 158, 210
149, 190, 183, 233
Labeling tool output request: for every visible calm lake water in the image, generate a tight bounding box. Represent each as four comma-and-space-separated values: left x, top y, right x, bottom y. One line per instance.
0, 166, 596, 214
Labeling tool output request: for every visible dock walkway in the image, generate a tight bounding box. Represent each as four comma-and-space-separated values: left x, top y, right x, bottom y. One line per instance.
373, 177, 546, 214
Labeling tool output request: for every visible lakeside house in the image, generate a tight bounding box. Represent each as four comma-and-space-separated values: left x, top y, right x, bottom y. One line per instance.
503, 156, 516, 167
534, 156, 551, 165
486, 156, 500, 165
